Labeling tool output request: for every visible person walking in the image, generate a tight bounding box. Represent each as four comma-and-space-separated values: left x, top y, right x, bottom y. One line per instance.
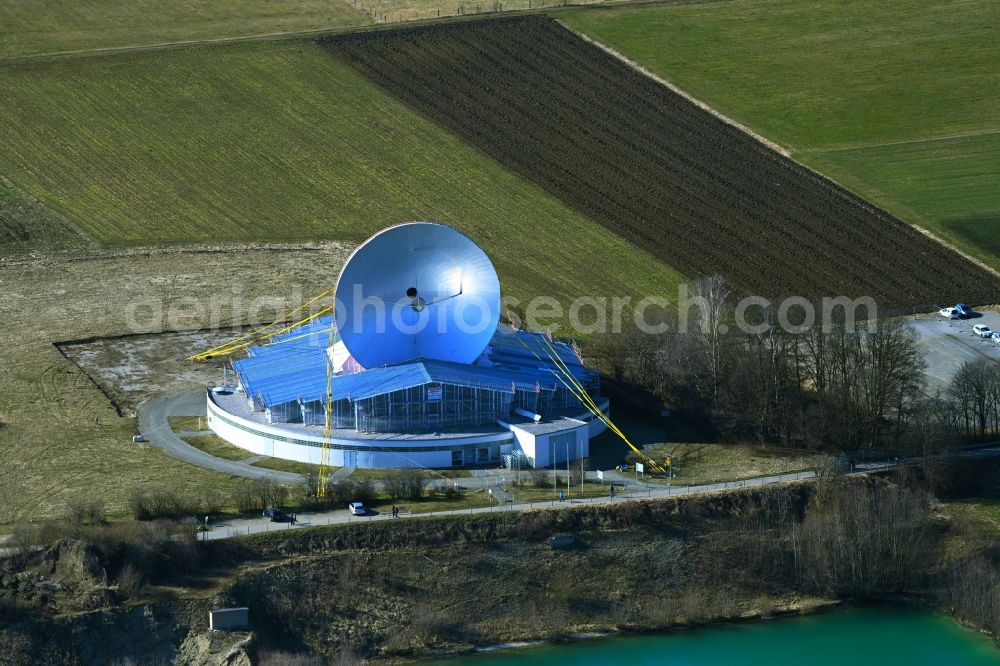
609, 484, 615, 499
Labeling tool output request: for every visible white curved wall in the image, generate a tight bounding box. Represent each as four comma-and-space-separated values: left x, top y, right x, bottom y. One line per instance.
207, 390, 512, 469
207, 391, 610, 470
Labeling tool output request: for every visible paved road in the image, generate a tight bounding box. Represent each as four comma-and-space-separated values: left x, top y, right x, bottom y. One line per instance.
199, 468, 822, 541
196, 447, 1000, 542
138, 390, 303, 484
136, 389, 1000, 543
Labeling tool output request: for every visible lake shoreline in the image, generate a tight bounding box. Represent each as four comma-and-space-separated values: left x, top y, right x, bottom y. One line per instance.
414, 597, 845, 663
420, 603, 1000, 665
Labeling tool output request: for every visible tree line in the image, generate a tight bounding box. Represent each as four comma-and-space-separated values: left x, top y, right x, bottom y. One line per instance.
597, 278, 998, 454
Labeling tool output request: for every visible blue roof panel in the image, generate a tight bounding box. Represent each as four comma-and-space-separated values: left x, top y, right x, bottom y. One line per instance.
232, 321, 596, 408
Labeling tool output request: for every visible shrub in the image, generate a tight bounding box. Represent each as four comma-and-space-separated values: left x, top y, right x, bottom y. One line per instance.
232, 481, 259, 513
326, 479, 376, 507
796, 478, 930, 596
383, 470, 427, 501
116, 563, 145, 597
196, 490, 225, 515
125, 486, 181, 520
527, 468, 551, 488
65, 500, 106, 527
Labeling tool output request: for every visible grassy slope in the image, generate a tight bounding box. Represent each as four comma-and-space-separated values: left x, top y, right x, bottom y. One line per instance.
0, 40, 682, 307
0, 0, 371, 59
562, 0, 1000, 273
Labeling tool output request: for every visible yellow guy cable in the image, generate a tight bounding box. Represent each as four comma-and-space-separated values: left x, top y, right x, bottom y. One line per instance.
539, 335, 665, 473
204, 305, 334, 357
509, 327, 627, 457
542, 338, 664, 473
197, 304, 334, 360
502, 306, 663, 473
217, 306, 334, 353
189, 288, 334, 361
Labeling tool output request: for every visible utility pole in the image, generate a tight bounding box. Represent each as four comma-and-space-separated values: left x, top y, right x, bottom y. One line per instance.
566, 440, 570, 494
552, 439, 557, 494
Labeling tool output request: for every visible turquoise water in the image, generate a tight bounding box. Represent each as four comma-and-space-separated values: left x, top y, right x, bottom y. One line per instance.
429, 607, 999, 665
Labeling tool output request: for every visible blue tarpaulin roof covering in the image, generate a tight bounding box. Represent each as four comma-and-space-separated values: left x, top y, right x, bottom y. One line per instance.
232, 319, 594, 408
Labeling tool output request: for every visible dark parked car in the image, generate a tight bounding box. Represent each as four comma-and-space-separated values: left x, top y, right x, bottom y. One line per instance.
263, 507, 285, 522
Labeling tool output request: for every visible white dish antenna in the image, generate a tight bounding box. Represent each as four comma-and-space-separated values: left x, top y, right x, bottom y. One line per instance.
334, 222, 501, 367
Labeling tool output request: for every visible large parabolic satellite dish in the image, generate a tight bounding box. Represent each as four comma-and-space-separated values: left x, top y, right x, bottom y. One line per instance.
335, 222, 502, 368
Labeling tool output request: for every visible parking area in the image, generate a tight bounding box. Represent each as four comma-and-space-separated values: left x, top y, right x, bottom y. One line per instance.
909, 308, 1000, 389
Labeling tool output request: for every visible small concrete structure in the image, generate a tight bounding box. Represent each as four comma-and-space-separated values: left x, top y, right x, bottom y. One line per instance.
503, 417, 590, 468
209, 607, 250, 631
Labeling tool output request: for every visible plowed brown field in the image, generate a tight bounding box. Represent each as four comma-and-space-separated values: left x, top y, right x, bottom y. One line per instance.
325, 17, 1000, 309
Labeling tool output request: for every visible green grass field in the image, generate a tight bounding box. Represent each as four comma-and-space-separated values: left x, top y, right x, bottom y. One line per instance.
348, 468, 472, 482
358, 0, 606, 25
803, 133, 1000, 269
167, 416, 209, 433
252, 457, 336, 475
0, 0, 371, 59
563, 0, 1000, 274
0, 39, 682, 307
0, 248, 350, 522
947, 499, 1000, 539
182, 434, 252, 461
636, 443, 833, 487
7, 0, 988, 522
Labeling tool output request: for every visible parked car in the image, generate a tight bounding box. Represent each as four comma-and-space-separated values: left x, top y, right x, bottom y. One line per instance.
993, 332, 1000, 343
955, 303, 972, 318
939, 307, 960, 319
263, 507, 285, 521
973, 324, 993, 338
348, 502, 366, 516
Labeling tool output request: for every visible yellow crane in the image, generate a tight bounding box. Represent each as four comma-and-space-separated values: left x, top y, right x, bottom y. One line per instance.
189, 288, 337, 493
317, 313, 336, 497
